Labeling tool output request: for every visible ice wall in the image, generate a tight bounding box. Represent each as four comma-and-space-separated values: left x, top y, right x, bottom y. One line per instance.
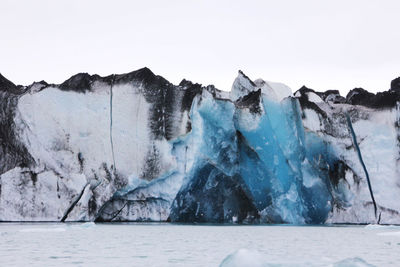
0, 69, 399, 224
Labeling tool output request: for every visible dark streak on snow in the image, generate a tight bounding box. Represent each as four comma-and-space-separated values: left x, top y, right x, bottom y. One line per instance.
346, 113, 378, 218
109, 75, 116, 171
61, 183, 89, 222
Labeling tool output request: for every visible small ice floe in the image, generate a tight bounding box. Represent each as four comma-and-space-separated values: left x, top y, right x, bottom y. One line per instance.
219, 249, 376, 267
219, 249, 309, 267
365, 224, 384, 229
79, 222, 96, 228
219, 249, 267, 267
70, 222, 96, 230
332, 257, 376, 267
231, 216, 238, 223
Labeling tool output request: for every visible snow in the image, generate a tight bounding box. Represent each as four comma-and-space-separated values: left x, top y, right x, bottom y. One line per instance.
110, 83, 153, 177
230, 71, 292, 102
315, 104, 400, 224
254, 78, 292, 102
230, 71, 256, 101
16, 85, 114, 178
2, 77, 191, 221
230, 71, 292, 103
0, 167, 87, 221
306, 91, 323, 103
234, 107, 263, 131
302, 109, 322, 132
351, 109, 400, 213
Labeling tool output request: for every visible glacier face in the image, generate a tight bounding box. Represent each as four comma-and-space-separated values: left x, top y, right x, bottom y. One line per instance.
0, 69, 399, 224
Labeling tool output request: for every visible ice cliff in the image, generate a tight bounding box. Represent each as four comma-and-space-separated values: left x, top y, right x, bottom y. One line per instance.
0, 68, 399, 224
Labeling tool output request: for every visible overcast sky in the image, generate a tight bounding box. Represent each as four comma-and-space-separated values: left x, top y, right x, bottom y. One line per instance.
1, 0, 399, 94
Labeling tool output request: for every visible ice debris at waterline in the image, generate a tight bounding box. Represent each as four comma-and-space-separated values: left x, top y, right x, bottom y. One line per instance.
0, 68, 399, 224
219, 249, 377, 267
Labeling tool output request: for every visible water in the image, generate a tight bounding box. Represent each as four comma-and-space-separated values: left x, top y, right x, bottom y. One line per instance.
0, 223, 399, 266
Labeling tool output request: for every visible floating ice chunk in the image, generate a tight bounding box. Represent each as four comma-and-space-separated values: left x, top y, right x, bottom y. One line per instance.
79, 222, 96, 228
364, 224, 383, 229
220, 250, 376, 267
69, 222, 96, 230
332, 257, 376, 267
219, 249, 267, 267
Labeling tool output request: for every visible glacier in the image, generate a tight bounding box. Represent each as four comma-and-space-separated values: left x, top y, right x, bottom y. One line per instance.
0, 68, 399, 224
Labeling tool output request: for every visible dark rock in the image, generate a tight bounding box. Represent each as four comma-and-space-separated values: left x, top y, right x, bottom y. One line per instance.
294, 86, 327, 118
238, 70, 256, 87
328, 160, 351, 187
59, 73, 102, 93
346, 88, 374, 105
114, 67, 160, 86
295, 86, 345, 104
346, 87, 400, 109
179, 79, 203, 112
0, 74, 35, 174
0, 73, 19, 94
27, 81, 48, 93
235, 88, 262, 114
320, 90, 346, 104
391, 77, 400, 92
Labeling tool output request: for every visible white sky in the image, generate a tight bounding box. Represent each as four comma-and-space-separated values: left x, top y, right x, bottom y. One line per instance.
1, 0, 399, 94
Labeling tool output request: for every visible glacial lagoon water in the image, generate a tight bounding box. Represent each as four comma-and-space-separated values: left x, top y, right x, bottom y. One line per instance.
0, 223, 399, 266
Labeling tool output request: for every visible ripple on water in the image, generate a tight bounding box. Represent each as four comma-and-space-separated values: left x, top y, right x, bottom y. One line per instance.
49, 256, 72, 259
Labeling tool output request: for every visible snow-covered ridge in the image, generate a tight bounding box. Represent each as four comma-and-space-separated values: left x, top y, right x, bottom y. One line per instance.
0, 68, 399, 224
